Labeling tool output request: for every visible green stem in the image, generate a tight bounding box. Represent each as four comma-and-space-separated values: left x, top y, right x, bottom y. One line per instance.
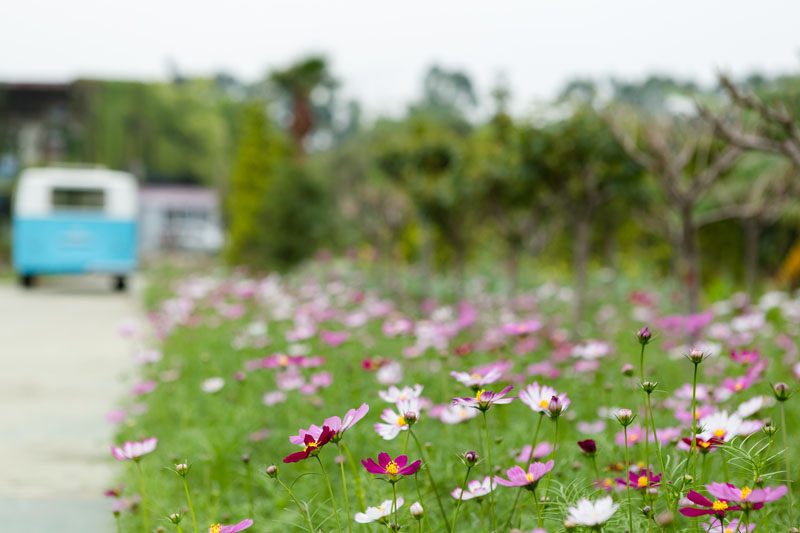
688, 363, 699, 484
505, 488, 523, 531
533, 487, 542, 528
481, 411, 495, 531
624, 426, 633, 533
403, 428, 411, 455
182, 477, 199, 533
527, 413, 545, 467
414, 471, 433, 533
543, 417, 559, 501
640, 344, 648, 468
452, 467, 472, 533
316, 455, 343, 533
590, 456, 601, 482
392, 482, 398, 527
115, 515, 122, 533
337, 444, 353, 533
342, 442, 367, 510
722, 452, 730, 483
410, 429, 450, 531
245, 464, 254, 523
780, 402, 793, 525
134, 461, 149, 533
276, 477, 315, 532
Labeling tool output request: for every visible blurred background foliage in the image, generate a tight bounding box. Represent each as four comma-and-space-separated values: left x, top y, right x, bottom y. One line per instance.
4, 57, 800, 315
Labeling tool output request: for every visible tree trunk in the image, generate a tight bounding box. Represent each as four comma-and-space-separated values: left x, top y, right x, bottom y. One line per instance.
680, 206, 700, 316
573, 213, 591, 322
743, 217, 760, 298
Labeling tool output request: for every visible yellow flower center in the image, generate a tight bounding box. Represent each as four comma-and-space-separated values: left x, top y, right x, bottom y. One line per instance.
741, 487, 752, 500
470, 373, 482, 380
279, 355, 289, 366
713, 429, 726, 438
526, 473, 534, 482
304, 440, 318, 453
636, 461, 645, 469
694, 409, 701, 420
210, 525, 221, 533
377, 505, 384, 513
629, 433, 639, 443
476, 390, 485, 402
602, 478, 613, 487
637, 476, 648, 488
397, 416, 407, 427
712, 500, 728, 511
539, 399, 549, 408
460, 410, 467, 419
725, 529, 733, 533
699, 440, 711, 449
386, 461, 399, 475
734, 382, 743, 391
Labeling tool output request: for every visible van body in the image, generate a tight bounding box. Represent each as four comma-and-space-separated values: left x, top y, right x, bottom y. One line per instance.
12, 167, 138, 286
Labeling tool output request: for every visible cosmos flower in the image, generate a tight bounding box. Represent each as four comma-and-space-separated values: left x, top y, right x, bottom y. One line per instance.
361, 453, 421, 479
450, 361, 513, 389
703, 519, 754, 533
721, 375, 753, 394
514, 442, 553, 463
450, 476, 497, 500
111, 437, 158, 461
438, 404, 480, 424
378, 384, 424, 403
697, 411, 743, 442
290, 404, 370, 444
201, 377, 225, 393
616, 468, 662, 490
680, 437, 724, 454
208, 519, 253, 533
706, 482, 787, 505
566, 496, 618, 527
501, 320, 542, 336
519, 382, 559, 414
283, 426, 334, 463
354, 498, 404, 524
679, 490, 742, 517
452, 385, 515, 411
375, 406, 412, 440
495, 461, 554, 489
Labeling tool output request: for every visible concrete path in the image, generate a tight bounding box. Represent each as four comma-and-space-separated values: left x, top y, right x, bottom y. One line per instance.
0, 274, 137, 532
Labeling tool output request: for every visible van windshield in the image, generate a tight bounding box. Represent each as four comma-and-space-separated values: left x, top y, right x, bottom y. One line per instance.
52, 188, 105, 211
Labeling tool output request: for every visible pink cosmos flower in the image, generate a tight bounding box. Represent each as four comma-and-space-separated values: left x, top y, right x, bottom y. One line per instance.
130, 380, 157, 397
514, 442, 553, 463
501, 319, 542, 336
526, 361, 560, 379
721, 375, 753, 394
679, 490, 743, 518
450, 476, 497, 500
310, 371, 333, 388
703, 519, 754, 533
283, 426, 334, 463
362, 453, 421, 477
209, 518, 253, 532
382, 317, 414, 337
262, 391, 287, 406
730, 349, 760, 364
450, 361, 513, 389
133, 349, 162, 365
495, 460, 554, 489
111, 437, 158, 461
375, 404, 414, 440
616, 469, 661, 490
320, 330, 350, 347
706, 482, 787, 505
106, 409, 127, 424
452, 385, 515, 411
377, 361, 403, 385
290, 403, 370, 446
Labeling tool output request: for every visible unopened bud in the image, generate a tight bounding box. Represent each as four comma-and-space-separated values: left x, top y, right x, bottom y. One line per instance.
616, 408, 635, 426
175, 463, 189, 477
563, 519, 578, 529
404, 411, 418, 425
773, 382, 792, 402
683, 474, 694, 484
548, 396, 565, 417
621, 364, 635, 377
410, 501, 424, 519
241, 454, 250, 464
637, 327, 652, 345
687, 348, 705, 364
168, 512, 183, 524
641, 505, 652, 518
655, 511, 674, 527
641, 381, 658, 394
463, 450, 479, 467
266, 465, 279, 478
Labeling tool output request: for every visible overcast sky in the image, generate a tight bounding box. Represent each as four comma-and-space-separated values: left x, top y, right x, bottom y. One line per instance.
2, 0, 799, 115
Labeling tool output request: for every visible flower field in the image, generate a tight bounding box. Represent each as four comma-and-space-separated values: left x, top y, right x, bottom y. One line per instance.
109, 262, 799, 532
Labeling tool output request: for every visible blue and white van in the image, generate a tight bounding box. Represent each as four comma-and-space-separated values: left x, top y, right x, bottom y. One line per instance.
12, 166, 139, 290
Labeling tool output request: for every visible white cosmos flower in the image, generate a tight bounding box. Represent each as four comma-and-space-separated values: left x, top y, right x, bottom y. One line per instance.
378, 384, 423, 403
450, 476, 496, 500
201, 377, 225, 393
567, 496, 618, 526
374, 407, 410, 440
519, 382, 558, 413
354, 497, 404, 523
736, 396, 766, 418
698, 411, 743, 442
439, 404, 479, 424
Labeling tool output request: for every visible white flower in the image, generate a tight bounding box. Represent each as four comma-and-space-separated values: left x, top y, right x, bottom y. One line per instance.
378, 384, 423, 403
374, 407, 410, 440
450, 476, 496, 501
354, 497, 403, 523
377, 361, 403, 385
698, 411, 743, 442
736, 396, 767, 418
571, 340, 612, 360
201, 377, 225, 394
409, 501, 424, 519
567, 496, 618, 526
519, 382, 558, 413
439, 404, 479, 424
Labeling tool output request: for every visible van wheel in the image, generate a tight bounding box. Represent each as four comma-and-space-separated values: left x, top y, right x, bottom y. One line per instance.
19, 275, 35, 288
113, 276, 127, 292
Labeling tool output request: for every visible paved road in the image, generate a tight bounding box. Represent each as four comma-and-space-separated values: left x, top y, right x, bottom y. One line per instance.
0, 275, 137, 532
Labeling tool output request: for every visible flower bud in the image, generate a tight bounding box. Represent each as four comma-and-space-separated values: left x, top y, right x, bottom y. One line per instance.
155, 527, 165, 533
241, 454, 250, 464
772, 382, 792, 402
463, 450, 479, 467
404, 411, 418, 425
548, 396, 565, 417
616, 408, 635, 427
641, 505, 652, 518
410, 501, 424, 520
234, 371, 246, 382
168, 512, 183, 524
621, 364, 635, 377
577, 439, 597, 457
563, 519, 578, 529
655, 511, 674, 527
175, 463, 189, 477
641, 381, 658, 394
683, 474, 693, 484
266, 465, 279, 478
762, 421, 777, 437
637, 327, 652, 345
686, 348, 705, 364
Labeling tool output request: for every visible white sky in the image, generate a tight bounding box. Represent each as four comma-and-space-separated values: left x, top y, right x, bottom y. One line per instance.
2, 0, 799, 115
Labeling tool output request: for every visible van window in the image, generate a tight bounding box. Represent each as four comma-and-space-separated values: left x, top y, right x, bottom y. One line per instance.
52, 188, 105, 211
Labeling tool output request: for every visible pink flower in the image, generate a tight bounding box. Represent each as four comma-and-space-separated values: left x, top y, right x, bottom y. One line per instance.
452, 385, 515, 411
320, 330, 350, 347
262, 391, 287, 406
451, 361, 513, 389
130, 380, 157, 397
106, 409, 127, 424
210, 518, 253, 532
514, 442, 553, 463
721, 375, 753, 394
501, 319, 542, 336
495, 461, 554, 489
310, 371, 333, 388
291, 404, 370, 445
362, 452, 421, 478
450, 476, 496, 500
111, 437, 157, 461
706, 482, 787, 505
616, 469, 661, 490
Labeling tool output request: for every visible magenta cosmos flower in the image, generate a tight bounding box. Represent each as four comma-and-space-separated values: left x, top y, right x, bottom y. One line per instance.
616, 469, 661, 490
679, 490, 744, 518
452, 385, 515, 412
362, 453, 421, 479
283, 426, 334, 463
111, 437, 157, 461
208, 519, 253, 533
289, 404, 370, 445
495, 460, 554, 490
706, 482, 787, 506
